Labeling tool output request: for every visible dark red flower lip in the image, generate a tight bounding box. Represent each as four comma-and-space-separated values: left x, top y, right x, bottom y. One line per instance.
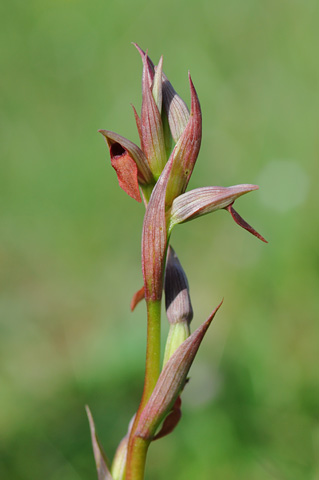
99, 129, 154, 202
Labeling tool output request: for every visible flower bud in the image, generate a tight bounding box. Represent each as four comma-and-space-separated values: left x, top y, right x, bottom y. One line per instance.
165, 74, 202, 206
134, 302, 222, 440
163, 246, 193, 365
133, 43, 190, 143
164, 246, 193, 325
163, 322, 190, 366
140, 53, 166, 180
152, 56, 163, 113
162, 76, 189, 143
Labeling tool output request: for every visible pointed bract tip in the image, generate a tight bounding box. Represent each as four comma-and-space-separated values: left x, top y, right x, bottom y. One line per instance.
85, 404, 93, 425
229, 183, 259, 196
132, 42, 143, 55
134, 300, 223, 440
85, 406, 113, 480
197, 299, 223, 341
188, 72, 193, 90
241, 184, 259, 192
188, 73, 201, 120
188, 72, 196, 94
208, 299, 224, 323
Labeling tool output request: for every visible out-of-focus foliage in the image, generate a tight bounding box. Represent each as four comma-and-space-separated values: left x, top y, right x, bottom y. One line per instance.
1, 0, 318, 479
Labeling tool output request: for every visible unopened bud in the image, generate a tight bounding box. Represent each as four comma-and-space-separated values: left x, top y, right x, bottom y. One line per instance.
163, 246, 193, 364
165, 246, 193, 325
162, 76, 190, 143
163, 322, 190, 366
135, 302, 222, 440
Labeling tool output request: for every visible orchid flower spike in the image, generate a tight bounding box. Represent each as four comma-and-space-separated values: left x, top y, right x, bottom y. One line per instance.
100, 46, 194, 205
93, 46, 268, 480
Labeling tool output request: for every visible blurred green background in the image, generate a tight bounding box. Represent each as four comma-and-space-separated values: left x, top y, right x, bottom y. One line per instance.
1, 0, 318, 479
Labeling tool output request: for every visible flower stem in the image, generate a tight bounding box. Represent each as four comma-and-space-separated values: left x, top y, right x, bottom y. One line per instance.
125, 299, 161, 480
125, 436, 150, 480
143, 299, 162, 400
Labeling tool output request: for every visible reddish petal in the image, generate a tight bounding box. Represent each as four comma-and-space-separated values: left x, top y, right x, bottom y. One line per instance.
99, 130, 153, 186
111, 151, 141, 202
153, 396, 182, 441
226, 204, 268, 243
130, 285, 145, 311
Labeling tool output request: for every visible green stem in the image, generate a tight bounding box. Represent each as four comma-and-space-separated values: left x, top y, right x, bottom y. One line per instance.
125, 436, 150, 480
143, 299, 162, 401
125, 299, 161, 480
